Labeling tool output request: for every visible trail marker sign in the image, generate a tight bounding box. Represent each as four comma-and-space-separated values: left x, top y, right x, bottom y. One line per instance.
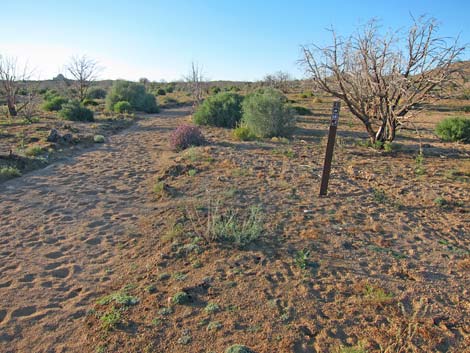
319, 101, 341, 196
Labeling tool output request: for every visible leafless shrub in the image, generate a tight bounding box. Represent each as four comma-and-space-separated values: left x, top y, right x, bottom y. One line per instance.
300, 16, 465, 144
65, 55, 101, 101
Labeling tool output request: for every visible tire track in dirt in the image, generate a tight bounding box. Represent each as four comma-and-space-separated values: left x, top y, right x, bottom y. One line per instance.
0, 108, 188, 353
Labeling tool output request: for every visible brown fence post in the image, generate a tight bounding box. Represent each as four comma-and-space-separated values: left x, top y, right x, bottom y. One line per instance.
319, 101, 341, 196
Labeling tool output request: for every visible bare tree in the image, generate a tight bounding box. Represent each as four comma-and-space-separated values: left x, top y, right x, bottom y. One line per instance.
300, 16, 465, 144
184, 61, 205, 110
65, 55, 101, 101
0, 55, 32, 117
263, 71, 292, 93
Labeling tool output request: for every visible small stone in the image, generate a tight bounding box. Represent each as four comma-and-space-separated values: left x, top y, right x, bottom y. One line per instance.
62, 134, 73, 143
46, 129, 60, 142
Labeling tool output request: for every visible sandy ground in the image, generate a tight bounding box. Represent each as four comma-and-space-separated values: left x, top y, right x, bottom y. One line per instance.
1, 105, 469, 353
0, 108, 187, 352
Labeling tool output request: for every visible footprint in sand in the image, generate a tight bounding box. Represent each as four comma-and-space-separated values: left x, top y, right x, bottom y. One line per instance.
44, 251, 64, 259
11, 306, 37, 318
50, 267, 70, 279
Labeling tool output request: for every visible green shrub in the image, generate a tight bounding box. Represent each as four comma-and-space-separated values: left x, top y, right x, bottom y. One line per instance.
242, 88, 295, 137
435, 117, 470, 143
233, 125, 256, 141
94, 135, 105, 143
25, 146, 43, 157
210, 86, 221, 95
82, 98, 98, 106
87, 87, 107, 99
106, 80, 158, 113
171, 291, 190, 305
59, 100, 94, 122
0, 166, 21, 180
42, 96, 68, 111
193, 92, 243, 128
165, 85, 175, 93
114, 101, 132, 113
156, 88, 166, 96
292, 106, 312, 115
225, 345, 254, 353
43, 89, 60, 101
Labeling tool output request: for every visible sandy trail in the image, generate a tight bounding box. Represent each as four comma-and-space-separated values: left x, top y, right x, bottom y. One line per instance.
0, 108, 186, 352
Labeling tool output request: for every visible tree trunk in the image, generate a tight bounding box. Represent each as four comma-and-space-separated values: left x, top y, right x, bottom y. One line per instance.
7, 98, 17, 117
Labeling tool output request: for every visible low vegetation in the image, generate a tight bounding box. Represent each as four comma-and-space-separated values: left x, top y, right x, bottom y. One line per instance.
435, 117, 470, 143
169, 124, 205, 151
193, 92, 243, 128
106, 80, 158, 113
59, 100, 94, 122
242, 88, 295, 137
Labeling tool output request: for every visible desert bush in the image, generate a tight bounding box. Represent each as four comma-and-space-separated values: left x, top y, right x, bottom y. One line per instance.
86, 87, 107, 99
169, 124, 205, 151
210, 86, 221, 95
25, 146, 43, 157
42, 96, 68, 111
242, 88, 295, 137
94, 135, 105, 143
165, 85, 175, 93
43, 89, 60, 101
233, 125, 256, 141
114, 100, 132, 113
435, 117, 470, 143
292, 106, 312, 115
0, 166, 21, 180
193, 92, 243, 128
59, 100, 94, 122
106, 80, 158, 113
82, 98, 98, 106
155, 88, 166, 96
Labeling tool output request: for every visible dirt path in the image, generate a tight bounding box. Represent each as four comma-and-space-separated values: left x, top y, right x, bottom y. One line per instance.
0, 108, 187, 353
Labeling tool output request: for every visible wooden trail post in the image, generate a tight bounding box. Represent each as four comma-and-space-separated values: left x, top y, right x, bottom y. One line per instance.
319, 101, 341, 196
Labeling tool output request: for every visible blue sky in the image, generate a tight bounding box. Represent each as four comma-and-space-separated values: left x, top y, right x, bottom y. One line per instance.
1, 0, 468, 81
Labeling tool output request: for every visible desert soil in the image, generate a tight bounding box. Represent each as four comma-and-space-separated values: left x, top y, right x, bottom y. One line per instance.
0, 109, 185, 352
1, 104, 469, 353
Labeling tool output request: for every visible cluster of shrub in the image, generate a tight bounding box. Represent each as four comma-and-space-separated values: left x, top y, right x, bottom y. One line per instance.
41, 90, 94, 122
169, 88, 296, 150
41, 81, 159, 121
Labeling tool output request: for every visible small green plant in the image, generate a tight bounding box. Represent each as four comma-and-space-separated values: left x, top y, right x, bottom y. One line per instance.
59, 100, 94, 122
0, 166, 21, 180
25, 145, 43, 157
233, 125, 256, 141
173, 272, 187, 281
94, 135, 105, 143
435, 117, 470, 143
42, 96, 68, 111
158, 306, 173, 316
100, 307, 122, 331
383, 142, 393, 152
204, 302, 220, 314
225, 345, 254, 353
415, 151, 426, 175
114, 100, 132, 113
335, 343, 368, 353
188, 169, 197, 177
372, 188, 387, 203
145, 284, 157, 293
171, 291, 190, 305
363, 284, 393, 304
207, 321, 222, 331
434, 197, 448, 207
294, 249, 310, 270
207, 204, 264, 246
97, 291, 139, 306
